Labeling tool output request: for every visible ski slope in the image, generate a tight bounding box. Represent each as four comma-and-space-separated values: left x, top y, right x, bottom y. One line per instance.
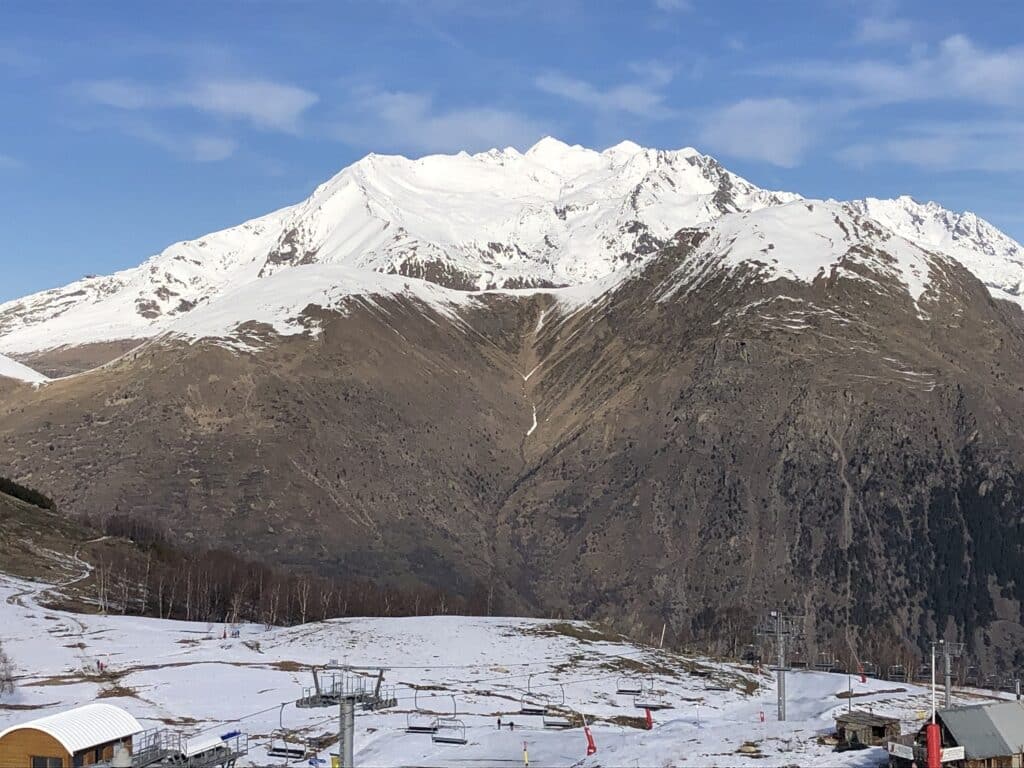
0, 573, 1006, 767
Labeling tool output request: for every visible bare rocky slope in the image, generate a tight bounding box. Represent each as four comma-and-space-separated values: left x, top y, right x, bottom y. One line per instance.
4, 198, 1024, 672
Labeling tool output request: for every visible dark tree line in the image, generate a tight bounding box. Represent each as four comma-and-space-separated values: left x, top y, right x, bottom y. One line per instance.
0, 475, 56, 510
84, 513, 496, 626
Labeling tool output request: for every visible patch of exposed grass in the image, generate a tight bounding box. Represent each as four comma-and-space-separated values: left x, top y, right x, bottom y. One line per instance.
524, 621, 622, 644
601, 714, 649, 729
97, 682, 138, 699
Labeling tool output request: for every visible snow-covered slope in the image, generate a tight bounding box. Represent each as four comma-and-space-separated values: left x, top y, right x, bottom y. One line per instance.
0, 138, 796, 355
3, 570, 1002, 768
661, 201, 944, 313
1, 138, 1022, 358
0, 352, 48, 384
849, 196, 1024, 302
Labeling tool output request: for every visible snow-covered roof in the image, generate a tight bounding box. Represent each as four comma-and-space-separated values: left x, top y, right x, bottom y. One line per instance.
0, 703, 142, 755
184, 733, 226, 757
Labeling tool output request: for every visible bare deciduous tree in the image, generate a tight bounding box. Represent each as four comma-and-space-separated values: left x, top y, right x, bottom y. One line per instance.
0, 640, 15, 697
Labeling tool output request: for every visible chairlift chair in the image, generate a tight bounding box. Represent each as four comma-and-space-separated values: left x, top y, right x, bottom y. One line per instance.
405, 690, 438, 734
888, 664, 907, 682
520, 674, 550, 715
963, 665, 980, 687
431, 718, 468, 746
616, 676, 644, 696
814, 652, 835, 672
541, 685, 573, 728
543, 713, 573, 729
266, 704, 307, 762
520, 693, 549, 715
634, 677, 672, 710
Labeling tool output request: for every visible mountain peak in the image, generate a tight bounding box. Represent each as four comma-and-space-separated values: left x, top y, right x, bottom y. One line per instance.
3, 139, 1023, 357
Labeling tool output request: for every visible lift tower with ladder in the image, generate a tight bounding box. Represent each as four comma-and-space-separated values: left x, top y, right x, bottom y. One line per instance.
755, 610, 805, 722
295, 665, 397, 768
932, 640, 965, 708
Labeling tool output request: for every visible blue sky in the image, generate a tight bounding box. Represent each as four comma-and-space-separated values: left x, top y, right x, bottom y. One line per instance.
1, 0, 1022, 301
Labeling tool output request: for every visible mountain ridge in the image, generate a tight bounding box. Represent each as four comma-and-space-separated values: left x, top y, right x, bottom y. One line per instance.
6, 137, 1021, 366
3, 165, 1024, 668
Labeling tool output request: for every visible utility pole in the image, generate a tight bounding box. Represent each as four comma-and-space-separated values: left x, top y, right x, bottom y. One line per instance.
755, 610, 804, 722
932, 640, 964, 708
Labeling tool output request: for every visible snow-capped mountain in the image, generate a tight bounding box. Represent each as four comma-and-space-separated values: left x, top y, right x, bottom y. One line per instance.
849, 196, 1024, 302
1, 137, 1022, 359
658, 200, 942, 312
0, 138, 796, 355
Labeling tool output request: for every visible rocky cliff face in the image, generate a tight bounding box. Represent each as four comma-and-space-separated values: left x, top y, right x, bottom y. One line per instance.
4, 200, 1024, 670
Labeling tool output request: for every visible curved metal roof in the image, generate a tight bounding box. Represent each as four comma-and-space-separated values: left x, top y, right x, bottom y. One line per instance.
0, 703, 142, 755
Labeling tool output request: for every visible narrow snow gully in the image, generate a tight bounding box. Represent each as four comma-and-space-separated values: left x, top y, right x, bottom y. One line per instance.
526, 403, 538, 436
517, 303, 550, 446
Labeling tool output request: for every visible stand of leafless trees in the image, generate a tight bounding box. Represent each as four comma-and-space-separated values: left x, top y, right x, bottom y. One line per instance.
0, 640, 14, 696
86, 513, 497, 626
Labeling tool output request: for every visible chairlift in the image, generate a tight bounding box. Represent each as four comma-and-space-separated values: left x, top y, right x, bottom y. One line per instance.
616, 676, 644, 696
266, 705, 307, 762
541, 685, 573, 729
431, 718, 468, 746
887, 664, 907, 682
430, 697, 467, 746
963, 665, 980, 687
634, 677, 672, 710
520, 693, 549, 715
543, 713, 573, 729
405, 690, 438, 734
520, 674, 550, 716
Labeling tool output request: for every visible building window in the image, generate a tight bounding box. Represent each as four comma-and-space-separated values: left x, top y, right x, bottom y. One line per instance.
31, 758, 63, 768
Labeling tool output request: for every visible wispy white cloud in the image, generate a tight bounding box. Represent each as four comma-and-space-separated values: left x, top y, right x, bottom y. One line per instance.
725, 36, 745, 52
654, 0, 691, 11
699, 98, 814, 167
535, 62, 675, 117
838, 120, 1024, 172
761, 35, 1024, 107
79, 77, 319, 132
0, 153, 21, 170
331, 87, 549, 154
854, 16, 914, 44
124, 121, 238, 163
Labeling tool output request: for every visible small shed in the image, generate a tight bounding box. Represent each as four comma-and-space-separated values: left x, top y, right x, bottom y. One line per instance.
888, 701, 1024, 768
835, 710, 901, 746
938, 700, 1024, 768
0, 703, 142, 767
